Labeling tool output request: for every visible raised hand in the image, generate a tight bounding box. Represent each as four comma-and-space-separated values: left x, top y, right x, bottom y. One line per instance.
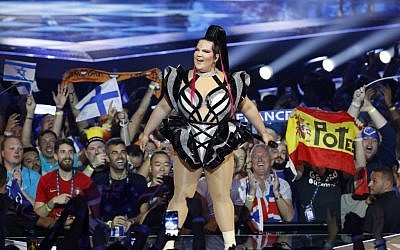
52, 84, 68, 110
5, 113, 20, 133
26, 94, 36, 115
360, 88, 375, 113
352, 86, 366, 105
246, 169, 257, 195
272, 170, 280, 196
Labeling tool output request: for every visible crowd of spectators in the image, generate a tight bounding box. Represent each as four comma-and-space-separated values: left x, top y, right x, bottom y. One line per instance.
0, 49, 400, 249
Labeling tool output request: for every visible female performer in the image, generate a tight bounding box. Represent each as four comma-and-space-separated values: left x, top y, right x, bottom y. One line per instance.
141, 25, 273, 249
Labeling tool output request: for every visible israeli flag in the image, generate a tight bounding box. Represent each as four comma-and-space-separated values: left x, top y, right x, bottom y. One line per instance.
3, 59, 36, 83
14, 80, 40, 95
75, 78, 123, 122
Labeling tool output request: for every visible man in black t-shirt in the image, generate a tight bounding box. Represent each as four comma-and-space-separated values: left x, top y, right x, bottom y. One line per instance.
294, 163, 342, 224
95, 138, 147, 233
364, 167, 400, 233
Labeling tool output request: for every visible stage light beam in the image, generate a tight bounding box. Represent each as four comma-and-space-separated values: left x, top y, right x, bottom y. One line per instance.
379, 50, 392, 64
259, 66, 273, 80
322, 58, 335, 72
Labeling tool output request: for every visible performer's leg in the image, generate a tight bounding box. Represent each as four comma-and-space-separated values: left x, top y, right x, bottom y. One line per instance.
205, 154, 236, 249
162, 156, 202, 249
167, 155, 203, 228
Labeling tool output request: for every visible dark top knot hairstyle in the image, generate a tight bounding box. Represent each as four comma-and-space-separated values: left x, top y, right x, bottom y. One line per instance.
204, 24, 229, 72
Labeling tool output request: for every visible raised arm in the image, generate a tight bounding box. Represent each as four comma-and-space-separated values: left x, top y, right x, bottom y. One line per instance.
140, 97, 172, 150
52, 84, 69, 137
238, 96, 273, 144
347, 86, 365, 118
360, 88, 387, 129
128, 82, 159, 142
67, 83, 89, 132
22, 94, 36, 147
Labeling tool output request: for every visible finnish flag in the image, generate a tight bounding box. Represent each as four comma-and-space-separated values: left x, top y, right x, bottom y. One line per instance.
3, 59, 36, 83
75, 78, 123, 122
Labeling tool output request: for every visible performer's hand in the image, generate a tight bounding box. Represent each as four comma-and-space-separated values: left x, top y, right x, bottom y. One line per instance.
261, 133, 274, 145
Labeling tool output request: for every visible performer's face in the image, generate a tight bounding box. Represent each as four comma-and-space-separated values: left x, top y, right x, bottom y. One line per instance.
194, 39, 219, 73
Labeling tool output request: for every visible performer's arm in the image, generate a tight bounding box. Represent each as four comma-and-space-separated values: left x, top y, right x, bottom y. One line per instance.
141, 97, 171, 149
239, 96, 273, 143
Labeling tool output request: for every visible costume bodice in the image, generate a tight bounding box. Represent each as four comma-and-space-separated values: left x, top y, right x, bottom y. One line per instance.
177, 74, 231, 123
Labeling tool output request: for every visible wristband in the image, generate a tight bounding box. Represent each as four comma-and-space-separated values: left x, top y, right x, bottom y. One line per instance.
351, 102, 361, 108
368, 108, 377, 115
389, 105, 396, 112
274, 193, 283, 200
354, 137, 362, 142
45, 203, 52, 212
86, 164, 95, 173
26, 116, 34, 120
246, 195, 255, 203
55, 111, 63, 116
3, 131, 13, 136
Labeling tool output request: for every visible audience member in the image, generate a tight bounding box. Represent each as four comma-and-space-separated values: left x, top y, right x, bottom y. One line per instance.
294, 163, 343, 224
95, 138, 147, 233
22, 147, 41, 174
239, 144, 295, 233
2, 136, 40, 205
34, 138, 100, 225
364, 167, 400, 233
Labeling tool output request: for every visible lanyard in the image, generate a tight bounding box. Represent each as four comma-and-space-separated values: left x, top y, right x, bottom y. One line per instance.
308, 173, 328, 205
56, 169, 74, 196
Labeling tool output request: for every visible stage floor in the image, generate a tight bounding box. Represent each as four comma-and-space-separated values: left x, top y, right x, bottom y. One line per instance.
5, 233, 400, 249
0, 0, 399, 62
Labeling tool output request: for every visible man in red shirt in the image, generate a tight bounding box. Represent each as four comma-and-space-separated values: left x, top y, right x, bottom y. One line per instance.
34, 138, 100, 249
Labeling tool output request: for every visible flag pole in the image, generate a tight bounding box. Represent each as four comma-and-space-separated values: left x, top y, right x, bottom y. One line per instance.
365, 75, 400, 88
0, 84, 16, 96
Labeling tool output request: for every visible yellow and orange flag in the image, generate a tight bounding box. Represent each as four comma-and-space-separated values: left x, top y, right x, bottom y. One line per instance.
286, 107, 360, 176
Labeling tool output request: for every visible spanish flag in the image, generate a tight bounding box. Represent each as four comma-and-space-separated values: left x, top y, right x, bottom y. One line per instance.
286, 107, 360, 176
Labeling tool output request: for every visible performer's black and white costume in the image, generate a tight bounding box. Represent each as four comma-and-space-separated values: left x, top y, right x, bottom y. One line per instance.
161, 66, 251, 170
